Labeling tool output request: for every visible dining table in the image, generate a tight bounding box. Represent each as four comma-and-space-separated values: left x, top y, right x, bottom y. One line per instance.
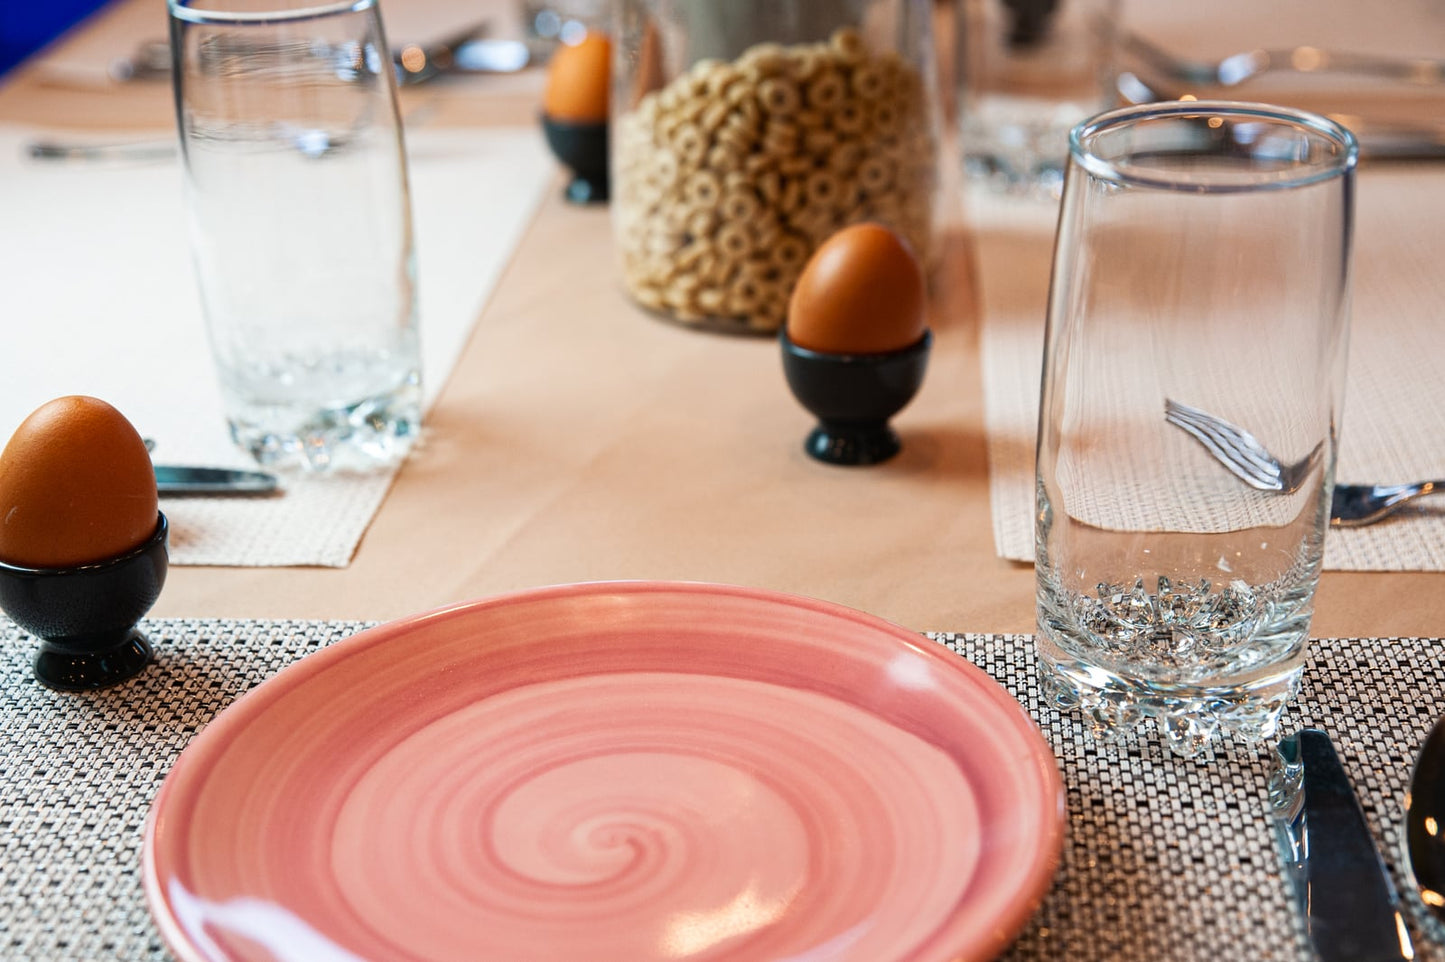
2, 0, 1444, 959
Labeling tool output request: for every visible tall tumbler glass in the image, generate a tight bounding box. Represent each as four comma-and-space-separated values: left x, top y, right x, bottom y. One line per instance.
1034, 101, 1357, 757
170, 0, 421, 472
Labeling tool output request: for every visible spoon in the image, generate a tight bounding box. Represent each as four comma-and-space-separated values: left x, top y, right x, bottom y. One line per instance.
1406, 715, 1445, 921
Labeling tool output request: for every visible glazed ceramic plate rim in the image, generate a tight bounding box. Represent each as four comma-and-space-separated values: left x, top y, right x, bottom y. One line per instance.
142, 581, 1064, 962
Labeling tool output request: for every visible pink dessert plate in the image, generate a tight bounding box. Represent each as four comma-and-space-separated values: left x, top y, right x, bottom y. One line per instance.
143, 581, 1065, 962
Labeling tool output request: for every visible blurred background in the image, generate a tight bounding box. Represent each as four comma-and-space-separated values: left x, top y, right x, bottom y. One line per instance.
0, 1, 108, 76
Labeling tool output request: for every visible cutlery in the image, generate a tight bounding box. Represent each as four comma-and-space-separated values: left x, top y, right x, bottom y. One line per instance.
154, 464, 279, 496
25, 139, 178, 163
107, 22, 523, 85
1271, 728, 1415, 962
1116, 37, 1445, 162
1164, 399, 1444, 526
1121, 32, 1445, 90
1405, 715, 1445, 922
1117, 67, 1445, 161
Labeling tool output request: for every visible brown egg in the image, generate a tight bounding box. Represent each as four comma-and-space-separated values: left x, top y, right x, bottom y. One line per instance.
787, 223, 927, 355
543, 31, 612, 124
0, 396, 159, 569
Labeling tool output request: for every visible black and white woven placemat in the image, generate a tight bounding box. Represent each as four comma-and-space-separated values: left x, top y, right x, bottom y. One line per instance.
2, 619, 1443, 961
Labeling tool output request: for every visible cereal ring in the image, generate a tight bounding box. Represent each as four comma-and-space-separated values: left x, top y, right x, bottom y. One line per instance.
706, 143, 740, 172
663, 201, 692, 234
632, 283, 666, 310
749, 301, 786, 332
696, 287, 726, 314
685, 209, 717, 239
745, 152, 775, 178
716, 119, 755, 155
723, 79, 753, 107
832, 101, 866, 135
789, 45, 824, 81
763, 120, 799, 156
672, 124, 708, 166
683, 169, 722, 207
830, 27, 865, 64
675, 241, 709, 272
738, 256, 773, 283
758, 76, 801, 116
850, 63, 885, 100
704, 62, 740, 95
805, 68, 846, 111
737, 96, 763, 130
742, 42, 789, 74
689, 58, 725, 84
716, 221, 752, 260
756, 169, 783, 203
805, 169, 841, 207
721, 188, 761, 223
750, 212, 782, 248
652, 149, 679, 182
702, 254, 734, 286
857, 154, 893, 193
645, 230, 683, 258
773, 233, 810, 270
700, 99, 731, 134
870, 101, 901, 136
728, 275, 765, 314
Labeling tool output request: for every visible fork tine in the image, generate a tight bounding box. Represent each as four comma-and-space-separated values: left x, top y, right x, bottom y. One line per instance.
1188, 416, 1284, 480
1164, 399, 1287, 491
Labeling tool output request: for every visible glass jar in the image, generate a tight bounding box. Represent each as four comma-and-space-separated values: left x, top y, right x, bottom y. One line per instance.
612, 0, 942, 334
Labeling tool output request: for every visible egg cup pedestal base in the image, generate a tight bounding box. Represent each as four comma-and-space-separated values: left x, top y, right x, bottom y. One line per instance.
34, 632, 154, 692
540, 115, 609, 204
0, 514, 169, 692
780, 331, 931, 467
805, 422, 902, 466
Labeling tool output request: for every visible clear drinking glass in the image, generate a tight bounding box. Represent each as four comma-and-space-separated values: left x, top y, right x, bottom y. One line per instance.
955, 0, 1119, 199
1034, 101, 1357, 756
170, 0, 421, 472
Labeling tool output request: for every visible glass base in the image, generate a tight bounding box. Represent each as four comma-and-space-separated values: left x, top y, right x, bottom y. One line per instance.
1036, 630, 1303, 758
228, 382, 421, 474
959, 103, 1086, 201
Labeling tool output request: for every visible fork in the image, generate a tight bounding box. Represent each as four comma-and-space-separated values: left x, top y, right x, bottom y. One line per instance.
1163, 398, 1321, 494
1163, 399, 1444, 527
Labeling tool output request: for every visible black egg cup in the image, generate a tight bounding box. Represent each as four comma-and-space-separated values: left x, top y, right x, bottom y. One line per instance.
0, 513, 169, 691
780, 330, 932, 466
541, 114, 609, 204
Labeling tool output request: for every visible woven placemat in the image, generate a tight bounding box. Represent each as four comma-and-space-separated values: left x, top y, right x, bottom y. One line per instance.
2, 618, 1443, 961
1, 126, 553, 569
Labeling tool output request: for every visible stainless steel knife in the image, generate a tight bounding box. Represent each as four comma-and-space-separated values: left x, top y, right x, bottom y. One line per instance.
1271, 728, 1415, 962
154, 465, 279, 496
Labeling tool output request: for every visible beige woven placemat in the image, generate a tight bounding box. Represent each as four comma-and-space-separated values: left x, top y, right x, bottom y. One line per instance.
1, 127, 553, 568
976, 168, 1445, 571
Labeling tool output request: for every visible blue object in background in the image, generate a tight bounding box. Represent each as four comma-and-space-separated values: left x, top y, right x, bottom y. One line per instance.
0, 0, 112, 77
